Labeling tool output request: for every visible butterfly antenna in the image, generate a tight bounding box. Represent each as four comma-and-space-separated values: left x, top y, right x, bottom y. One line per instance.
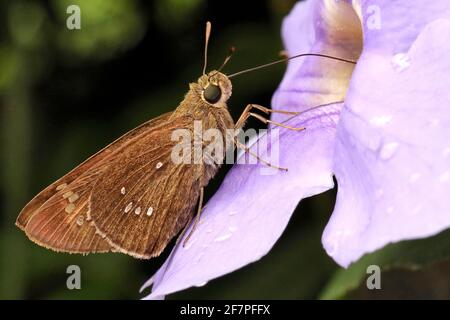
217, 47, 235, 73
209, 46, 235, 79
202, 21, 212, 75
228, 53, 357, 78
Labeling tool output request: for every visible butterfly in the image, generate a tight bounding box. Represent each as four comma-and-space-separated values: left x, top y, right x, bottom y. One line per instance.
16, 22, 356, 259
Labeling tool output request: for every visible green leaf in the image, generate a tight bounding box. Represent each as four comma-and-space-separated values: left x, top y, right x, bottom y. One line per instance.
319, 228, 450, 299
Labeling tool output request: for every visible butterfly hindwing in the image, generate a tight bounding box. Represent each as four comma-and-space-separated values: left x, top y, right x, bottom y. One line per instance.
89, 115, 203, 259
17, 112, 174, 254
23, 170, 112, 253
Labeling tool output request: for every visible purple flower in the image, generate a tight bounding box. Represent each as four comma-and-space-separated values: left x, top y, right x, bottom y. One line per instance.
143, 0, 450, 298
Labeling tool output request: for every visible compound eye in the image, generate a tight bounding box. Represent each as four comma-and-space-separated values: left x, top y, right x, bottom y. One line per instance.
203, 84, 222, 104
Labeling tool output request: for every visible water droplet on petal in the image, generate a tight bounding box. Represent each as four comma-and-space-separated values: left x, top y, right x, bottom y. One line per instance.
429, 118, 440, 127
366, 134, 382, 152
442, 147, 450, 158
409, 172, 421, 182
391, 53, 411, 72
214, 233, 232, 242
379, 142, 399, 160
375, 188, 384, 199
439, 171, 449, 183
196, 253, 205, 263
369, 115, 392, 127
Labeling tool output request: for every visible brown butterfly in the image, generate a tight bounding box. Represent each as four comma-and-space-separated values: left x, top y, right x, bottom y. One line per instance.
16, 22, 356, 259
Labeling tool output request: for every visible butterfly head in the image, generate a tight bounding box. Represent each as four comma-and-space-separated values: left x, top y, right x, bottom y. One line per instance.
197, 71, 232, 106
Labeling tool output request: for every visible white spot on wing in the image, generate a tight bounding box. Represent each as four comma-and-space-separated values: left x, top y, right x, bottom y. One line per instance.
125, 202, 133, 213
65, 203, 75, 214
63, 191, 74, 199
68, 193, 79, 203
76, 215, 84, 226
56, 183, 67, 191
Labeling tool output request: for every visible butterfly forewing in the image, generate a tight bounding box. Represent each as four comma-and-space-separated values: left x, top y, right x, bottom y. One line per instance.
17, 112, 174, 254
90, 116, 202, 258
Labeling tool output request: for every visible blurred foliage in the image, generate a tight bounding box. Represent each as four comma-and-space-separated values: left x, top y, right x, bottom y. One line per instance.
0, 0, 449, 300
52, 0, 145, 60
320, 229, 450, 299
348, 258, 450, 299
154, 0, 204, 32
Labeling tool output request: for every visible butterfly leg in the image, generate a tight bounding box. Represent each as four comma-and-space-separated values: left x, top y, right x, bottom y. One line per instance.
246, 103, 299, 116
234, 103, 302, 131
233, 104, 304, 171
249, 112, 305, 131
181, 187, 204, 247
233, 137, 288, 171
160, 188, 204, 283
159, 188, 204, 281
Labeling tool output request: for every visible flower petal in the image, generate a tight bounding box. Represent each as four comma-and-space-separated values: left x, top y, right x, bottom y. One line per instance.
323, 19, 450, 267
356, 0, 450, 53
271, 0, 361, 118
145, 102, 342, 298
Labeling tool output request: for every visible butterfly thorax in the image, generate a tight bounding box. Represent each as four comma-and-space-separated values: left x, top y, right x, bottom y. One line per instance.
170, 71, 235, 184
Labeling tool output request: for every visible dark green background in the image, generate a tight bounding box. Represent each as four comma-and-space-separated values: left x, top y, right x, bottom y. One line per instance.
1, 0, 449, 299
